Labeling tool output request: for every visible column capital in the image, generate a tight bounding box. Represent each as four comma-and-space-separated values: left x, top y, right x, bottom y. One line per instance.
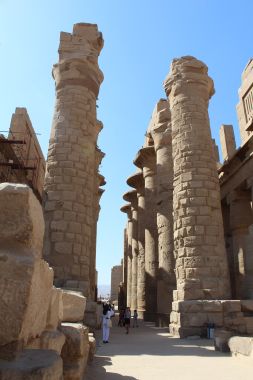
163, 56, 214, 101
123, 189, 138, 208
127, 171, 144, 194
134, 146, 156, 170
120, 203, 132, 220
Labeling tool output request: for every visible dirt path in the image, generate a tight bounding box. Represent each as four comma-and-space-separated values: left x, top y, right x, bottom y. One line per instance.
85, 320, 252, 380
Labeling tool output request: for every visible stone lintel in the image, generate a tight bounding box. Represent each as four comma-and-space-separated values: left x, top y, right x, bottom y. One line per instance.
134, 146, 156, 169
127, 171, 144, 192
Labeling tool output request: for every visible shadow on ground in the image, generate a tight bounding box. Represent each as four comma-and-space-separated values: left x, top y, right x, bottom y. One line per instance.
91, 320, 230, 359
85, 355, 138, 380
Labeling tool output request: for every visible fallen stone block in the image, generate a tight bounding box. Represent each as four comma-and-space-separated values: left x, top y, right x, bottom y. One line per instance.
84, 301, 102, 329
62, 290, 86, 322
214, 329, 234, 352
0, 349, 63, 379
27, 330, 66, 355
60, 323, 90, 379
228, 336, 253, 357
241, 300, 253, 313
0, 183, 54, 359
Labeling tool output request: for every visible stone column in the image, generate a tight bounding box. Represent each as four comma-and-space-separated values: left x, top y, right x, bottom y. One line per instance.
164, 56, 231, 337
123, 227, 128, 308
147, 99, 176, 326
228, 189, 253, 299
127, 172, 146, 318
123, 190, 138, 311
120, 204, 132, 308
134, 147, 158, 321
43, 23, 104, 297
89, 145, 105, 301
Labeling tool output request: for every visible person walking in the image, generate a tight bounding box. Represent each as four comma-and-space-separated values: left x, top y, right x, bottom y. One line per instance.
132, 309, 138, 328
124, 307, 131, 334
102, 304, 114, 343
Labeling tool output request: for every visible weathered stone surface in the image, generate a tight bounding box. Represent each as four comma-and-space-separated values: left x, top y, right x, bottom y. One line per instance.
0, 183, 53, 359
88, 333, 96, 362
62, 290, 86, 322
0, 183, 44, 257
60, 323, 89, 379
228, 336, 253, 357
214, 329, 234, 352
0, 349, 63, 379
43, 23, 104, 298
47, 287, 63, 330
83, 301, 102, 329
60, 323, 89, 360
27, 330, 66, 354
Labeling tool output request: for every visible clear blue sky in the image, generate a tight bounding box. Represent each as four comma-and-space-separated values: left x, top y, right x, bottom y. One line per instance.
0, 0, 252, 285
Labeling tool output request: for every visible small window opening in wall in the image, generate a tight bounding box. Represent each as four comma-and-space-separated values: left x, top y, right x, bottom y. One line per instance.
243, 84, 253, 123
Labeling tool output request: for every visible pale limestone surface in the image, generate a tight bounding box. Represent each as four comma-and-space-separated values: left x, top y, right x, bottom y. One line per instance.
0, 349, 63, 380
229, 336, 253, 357
62, 290, 86, 322
43, 23, 104, 297
86, 322, 253, 380
0, 183, 53, 358
219, 124, 236, 161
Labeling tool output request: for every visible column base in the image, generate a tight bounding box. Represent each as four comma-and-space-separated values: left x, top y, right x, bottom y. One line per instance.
156, 313, 170, 327
169, 300, 246, 338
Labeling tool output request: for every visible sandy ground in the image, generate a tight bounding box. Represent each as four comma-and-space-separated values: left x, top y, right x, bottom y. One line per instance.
85, 319, 253, 380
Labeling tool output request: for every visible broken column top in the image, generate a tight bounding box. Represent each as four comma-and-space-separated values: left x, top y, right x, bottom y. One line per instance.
164, 55, 215, 99
59, 23, 104, 61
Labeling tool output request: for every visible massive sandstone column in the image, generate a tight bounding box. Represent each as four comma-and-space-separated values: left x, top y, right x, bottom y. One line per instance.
120, 204, 132, 308
127, 172, 146, 318
134, 147, 158, 321
123, 190, 138, 311
147, 99, 176, 325
43, 23, 104, 297
164, 56, 230, 336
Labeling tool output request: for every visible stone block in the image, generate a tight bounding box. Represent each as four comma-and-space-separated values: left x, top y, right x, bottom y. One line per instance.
60, 323, 89, 360
221, 300, 241, 312
27, 330, 66, 354
0, 183, 44, 257
0, 349, 63, 379
0, 256, 53, 359
63, 358, 86, 380
228, 336, 253, 357
214, 329, 234, 352
47, 287, 63, 330
62, 290, 86, 322
241, 300, 253, 313
244, 317, 253, 335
